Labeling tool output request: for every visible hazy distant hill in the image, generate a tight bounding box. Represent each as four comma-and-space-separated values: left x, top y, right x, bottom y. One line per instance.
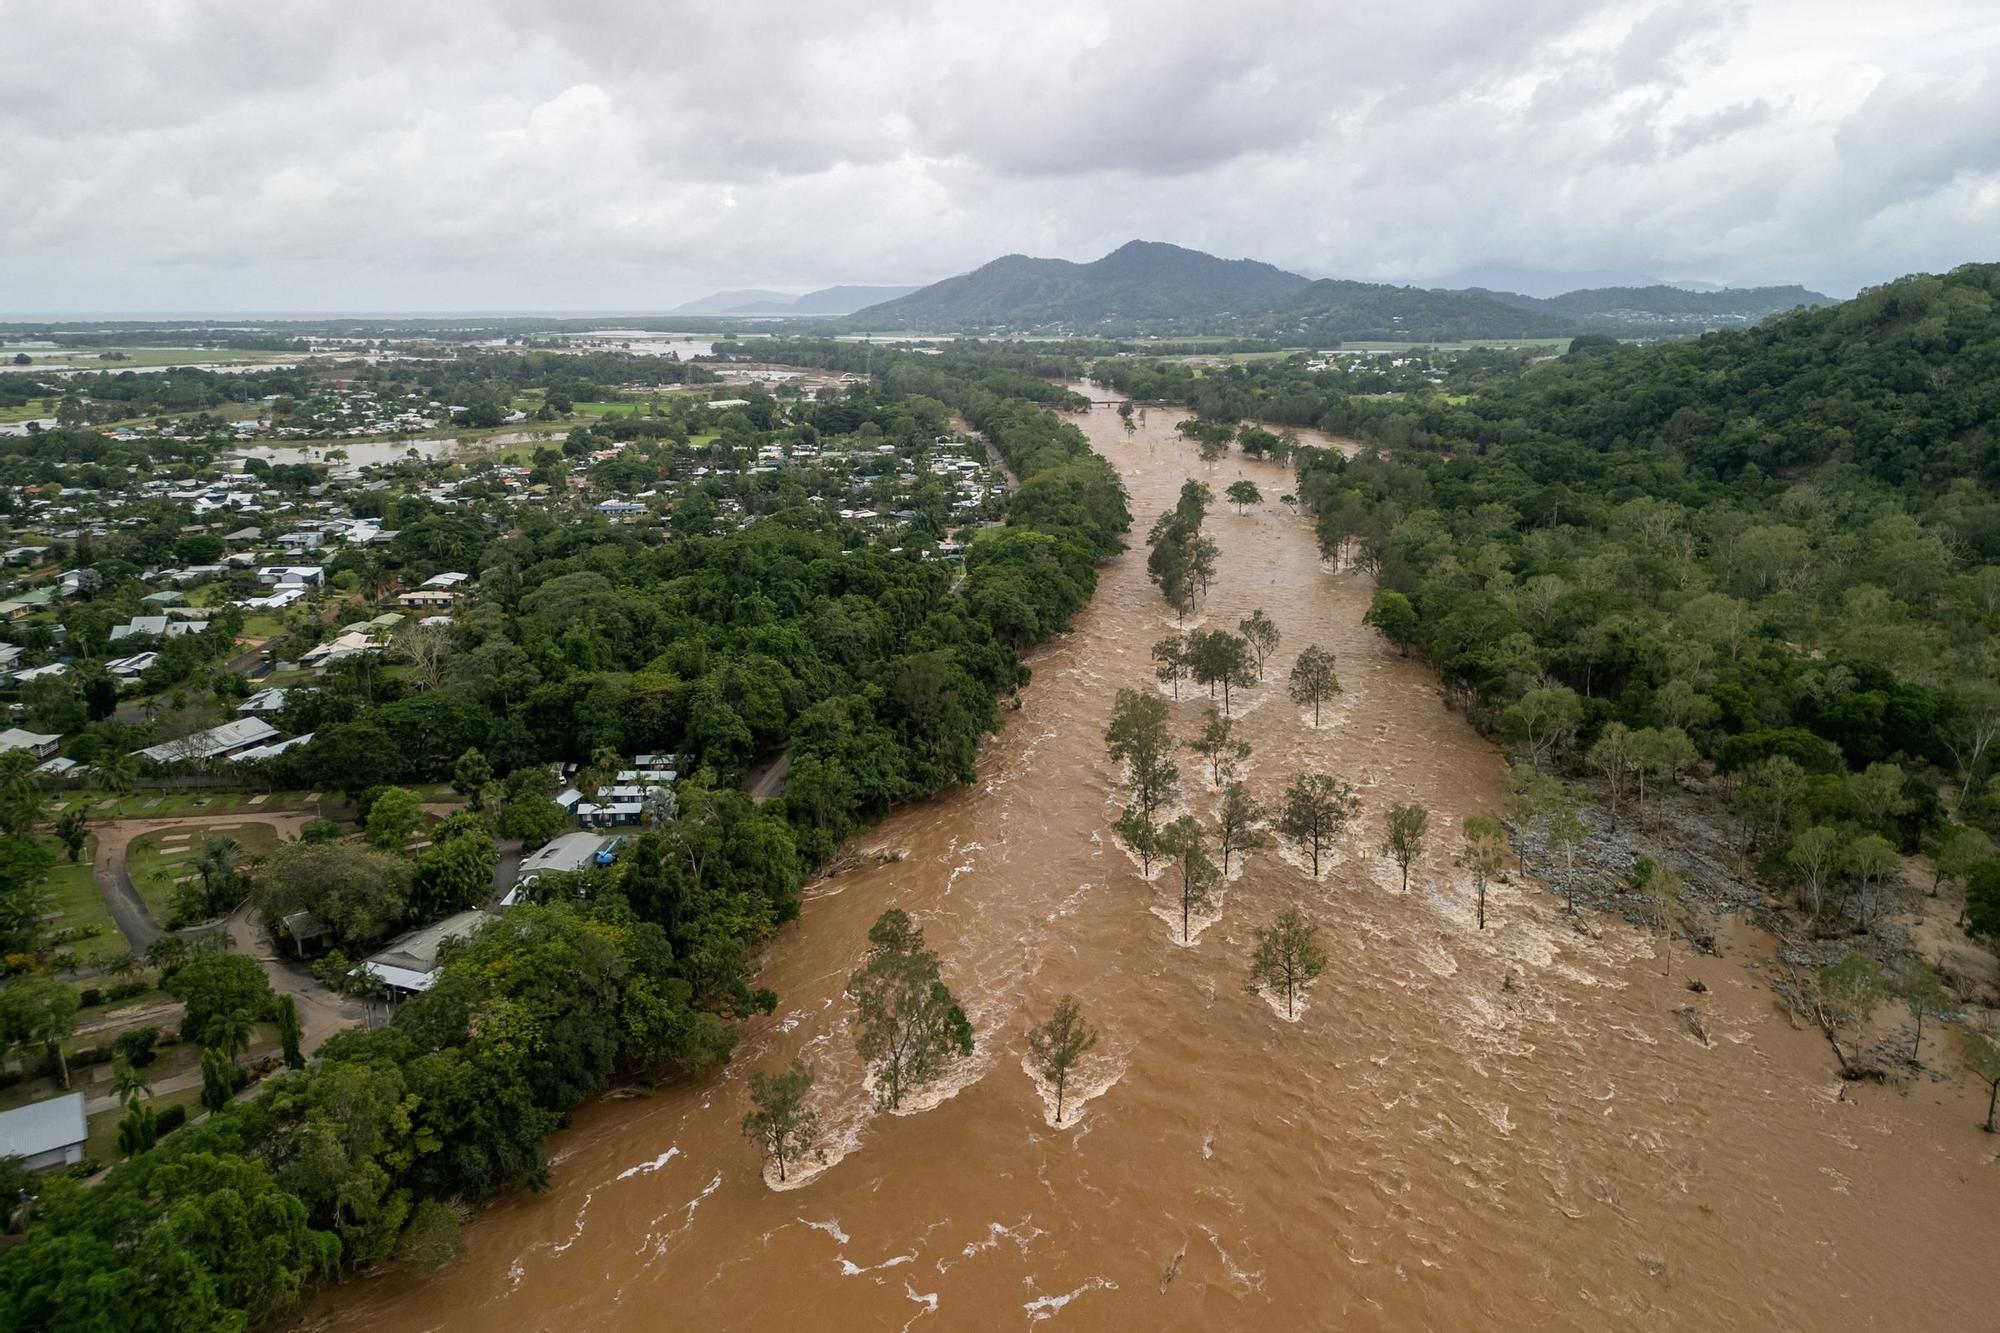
849, 240, 1831, 340
1265, 279, 1577, 342
1475, 283, 1834, 332
672, 284, 920, 317
851, 240, 1310, 330
670, 289, 795, 315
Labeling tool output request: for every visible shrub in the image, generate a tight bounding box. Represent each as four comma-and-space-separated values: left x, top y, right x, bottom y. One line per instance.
154, 1103, 187, 1134
78, 988, 104, 1008
67, 1045, 114, 1071
113, 1026, 160, 1068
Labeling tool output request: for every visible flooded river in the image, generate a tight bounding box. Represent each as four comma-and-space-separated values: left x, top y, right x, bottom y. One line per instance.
306, 395, 2000, 1331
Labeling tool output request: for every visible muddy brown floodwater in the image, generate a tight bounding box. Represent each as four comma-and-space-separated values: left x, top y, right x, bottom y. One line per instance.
307, 393, 2000, 1332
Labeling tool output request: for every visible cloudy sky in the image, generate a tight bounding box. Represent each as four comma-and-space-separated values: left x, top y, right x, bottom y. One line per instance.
3, 0, 1997, 313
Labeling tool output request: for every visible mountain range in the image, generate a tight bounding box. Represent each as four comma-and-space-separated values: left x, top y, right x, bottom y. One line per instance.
671, 284, 921, 317
845, 241, 1832, 340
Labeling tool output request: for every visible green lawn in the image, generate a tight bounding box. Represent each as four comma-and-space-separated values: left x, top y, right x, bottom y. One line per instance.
85, 1084, 206, 1164
125, 823, 285, 927
38, 837, 125, 965
74, 789, 344, 820
240, 613, 288, 639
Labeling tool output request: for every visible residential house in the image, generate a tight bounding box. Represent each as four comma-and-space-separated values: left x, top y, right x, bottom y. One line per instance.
0, 1093, 87, 1171
353, 909, 495, 996
0, 728, 61, 759
502, 832, 620, 908
134, 717, 280, 765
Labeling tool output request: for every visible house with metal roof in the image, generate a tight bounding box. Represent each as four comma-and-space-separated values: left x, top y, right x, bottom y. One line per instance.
352, 909, 494, 995
0, 1092, 88, 1171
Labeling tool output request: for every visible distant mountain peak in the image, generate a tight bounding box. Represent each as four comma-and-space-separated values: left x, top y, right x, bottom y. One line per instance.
846, 241, 1831, 338
671, 283, 921, 318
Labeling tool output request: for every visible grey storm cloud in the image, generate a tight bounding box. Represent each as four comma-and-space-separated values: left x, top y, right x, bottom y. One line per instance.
0, 0, 1995, 312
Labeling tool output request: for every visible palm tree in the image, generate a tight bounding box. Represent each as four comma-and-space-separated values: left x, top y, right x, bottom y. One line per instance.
349, 968, 389, 1031
110, 1058, 152, 1109
94, 751, 139, 796
203, 1007, 256, 1065
31, 1004, 73, 1090
193, 836, 242, 912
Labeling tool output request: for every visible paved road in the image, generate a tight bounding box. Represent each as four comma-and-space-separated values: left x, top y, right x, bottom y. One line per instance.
87, 811, 363, 1054
225, 900, 365, 1051
89, 811, 315, 953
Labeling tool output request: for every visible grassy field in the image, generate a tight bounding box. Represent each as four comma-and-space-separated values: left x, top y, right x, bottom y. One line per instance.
38, 836, 125, 966
84, 1084, 205, 1163
52, 788, 349, 820
240, 612, 288, 639
126, 823, 285, 927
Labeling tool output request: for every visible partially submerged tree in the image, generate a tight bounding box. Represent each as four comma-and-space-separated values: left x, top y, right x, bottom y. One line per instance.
1362, 589, 1420, 656
1115, 806, 1162, 877
1105, 688, 1179, 819
1278, 773, 1360, 878
1225, 479, 1262, 514
1187, 630, 1255, 715
1287, 644, 1341, 726
1457, 815, 1507, 930
1381, 802, 1430, 894
849, 909, 974, 1111
1247, 907, 1326, 1019
1187, 708, 1250, 787
1159, 816, 1220, 942
1215, 782, 1272, 876
1027, 995, 1099, 1125
1890, 958, 1955, 1066
1238, 609, 1279, 681
1962, 1027, 2000, 1132
1501, 764, 1562, 873
742, 1058, 823, 1183
1629, 858, 1689, 976
1151, 635, 1189, 700
1781, 950, 1884, 1074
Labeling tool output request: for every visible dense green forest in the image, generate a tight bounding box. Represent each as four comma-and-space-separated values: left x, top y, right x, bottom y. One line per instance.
1105, 263, 2000, 924
0, 353, 1128, 1330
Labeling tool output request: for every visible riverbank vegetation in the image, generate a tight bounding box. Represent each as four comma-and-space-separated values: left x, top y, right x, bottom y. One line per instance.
0, 348, 1129, 1329
1116, 262, 2000, 1079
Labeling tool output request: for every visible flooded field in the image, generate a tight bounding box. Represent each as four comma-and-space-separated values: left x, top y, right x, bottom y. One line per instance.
303, 394, 2000, 1332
